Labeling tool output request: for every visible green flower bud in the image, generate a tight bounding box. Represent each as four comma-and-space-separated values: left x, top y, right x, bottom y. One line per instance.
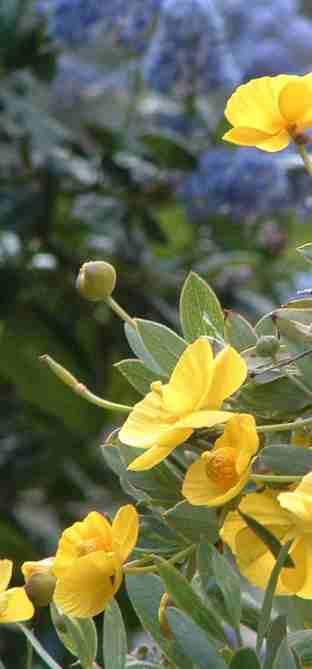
76, 261, 116, 301
255, 335, 280, 358
25, 573, 56, 608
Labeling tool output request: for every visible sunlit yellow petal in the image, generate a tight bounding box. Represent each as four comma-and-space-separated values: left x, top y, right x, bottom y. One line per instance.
53, 512, 113, 577
203, 346, 247, 409
176, 410, 233, 429
278, 81, 312, 123
119, 390, 173, 448
183, 456, 251, 508
0, 587, 34, 623
127, 442, 181, 471
54, 552, 120, 618
161, 338, 214, 414
216, 414, 259, 476
0, 561, 12, 593
112, 505, 139, 563
292, 471, 312, 498
223, 127, 276, 146
240, 489, 293, 528
224, 76, 287, 131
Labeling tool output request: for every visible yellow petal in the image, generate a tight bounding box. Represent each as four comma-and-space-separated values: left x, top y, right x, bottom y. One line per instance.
240, 489, 293, 528
253, 130, 290, 152
54, 552, 121, 618
293, 471, 312, 497
0, 561, 12, 593
22, 558, 54, 583
225, 76, 289, 131
223, 126, 276, 146
53, 512, 113, 577
182, 457, 251, 508
112, 505, 139, 563
203, 346, 247, 409
119, 389, 173, 448
280, 537, 307, 594
278, 80, 312, 123
295, 538, 312, 598
214, 414, 259, 476
127, 442, 182, 471
161, 338, 214, 414
176, 410, 233, 429
0, 587, 34, 623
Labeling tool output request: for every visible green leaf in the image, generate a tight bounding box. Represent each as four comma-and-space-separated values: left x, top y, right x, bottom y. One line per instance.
239, 512, 294, 568
264, 616, 287, 669
126, 661, 162, 669
50, 604, 97, 668
180, 272, 224, 341
103, 598, 127, 669
298, 242, 312, 264
138, 513, 187, 556
124, 323, 163, 375
198, 540, 241, 631
224, 311, 257, 352
164, 501, 219, 544
135, 319, 186, 375
230, 648, 261, 669
167, 608, 227, 669
257, 540, 293, 653
289, 630, 312, 664
140, 132, 196, 170
255, 308, 312, 337
273, 639, 298, 669
240, 377, 310, 419
18, 624, 62, 669
258, 445, 312, 476
157, 558, 228, 644
115, 359, 164, 395
126, 574, 190, 669
274, 316, 312, 390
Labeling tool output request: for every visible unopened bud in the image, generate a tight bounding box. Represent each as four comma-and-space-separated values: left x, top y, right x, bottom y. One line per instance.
25, 572, 56, 608
255, 335, 280, 358
76, 261, 116, 301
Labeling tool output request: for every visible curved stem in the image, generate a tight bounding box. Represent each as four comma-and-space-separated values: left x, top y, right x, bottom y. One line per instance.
251, 473, 302, 484
105, 296, 137, 330
296, 143, 312, 176
124, 544, 195, 575
257, 414, 312, 434
40, 355, 132, 413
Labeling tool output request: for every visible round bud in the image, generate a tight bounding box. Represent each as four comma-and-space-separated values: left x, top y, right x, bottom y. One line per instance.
76, 261, 117, 301
255, 335, 280, 358
25, 572, 56, 608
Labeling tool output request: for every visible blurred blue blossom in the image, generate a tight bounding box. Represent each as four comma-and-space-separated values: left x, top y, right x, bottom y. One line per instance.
143, 0, 239, 96
37, 0, 104, 43
178, 148, 290, 221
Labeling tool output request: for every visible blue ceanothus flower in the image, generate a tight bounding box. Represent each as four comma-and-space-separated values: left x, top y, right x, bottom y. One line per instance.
143, 0, 239, 95
178, 148, 290, 221
37, 0, 104, 43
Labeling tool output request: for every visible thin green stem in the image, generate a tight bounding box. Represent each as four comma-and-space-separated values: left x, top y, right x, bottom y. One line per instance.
296, 143, 312, 176
105, 296, 137, 329
257, 414, 312, 434
251, 473, 302, 484
124, 544, 195, 575
40, 355, 132, 413
282, 366, 312, 400
26, 639, 33, 669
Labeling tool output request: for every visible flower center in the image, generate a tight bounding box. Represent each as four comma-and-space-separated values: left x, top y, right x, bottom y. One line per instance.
0, 593, 9, 616
77, 537, 107, 557
203, 447, 238, 492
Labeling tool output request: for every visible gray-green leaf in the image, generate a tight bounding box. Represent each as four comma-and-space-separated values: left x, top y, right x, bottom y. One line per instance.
230, 648, 261, 669
103, 598, 127, 669
115, 359, 164, 395
167, 608, 227, 669
135, 319, 186, 375
198, 540, 241, 631
180, 272, 224, 341
224, 311, 257, 351
257, 540, 293, 653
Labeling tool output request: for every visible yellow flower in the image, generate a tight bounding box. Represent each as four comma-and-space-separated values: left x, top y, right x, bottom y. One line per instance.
22, 557, 55, 582
223, 74, 312, 152
119, 338, 247, 471
0, 560, 34, 623
221, 473, 312, 597
291, 427, 312, 448
182, 414, 259, 507
22, 558, 56, 608
52, 506, 138, 618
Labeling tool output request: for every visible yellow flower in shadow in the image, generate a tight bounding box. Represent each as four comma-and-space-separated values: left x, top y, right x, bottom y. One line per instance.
223, 74, 312, 152
182, 414, 259, 507
119, 338, 247, 471
52, 506, 138, 618
0, 560, 34, 623
221, 472, 312, 597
